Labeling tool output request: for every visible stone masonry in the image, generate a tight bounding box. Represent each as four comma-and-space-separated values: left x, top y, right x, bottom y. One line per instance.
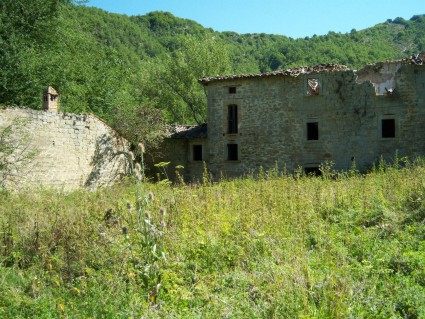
0, 108, 130, 191
146, 124, 207, 182
93, 56, 424, 182
179, 57, 425, 179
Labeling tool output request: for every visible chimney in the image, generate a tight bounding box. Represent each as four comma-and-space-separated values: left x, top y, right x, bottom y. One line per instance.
43, 86, 59, 112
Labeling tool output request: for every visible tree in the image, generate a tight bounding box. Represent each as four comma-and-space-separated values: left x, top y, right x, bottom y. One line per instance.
139, 35, 233, 124
0, 0, 62, 107
112, 100, 167, 153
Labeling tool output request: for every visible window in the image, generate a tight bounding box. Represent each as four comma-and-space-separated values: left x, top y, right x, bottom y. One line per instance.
229, 86, 237, 94
227, 144, 238, 161
307, 78, 320, 96
193, 145, 202, 161
227, 104, 238, 134
381, 119, 395, 138
307, 122, 319, 140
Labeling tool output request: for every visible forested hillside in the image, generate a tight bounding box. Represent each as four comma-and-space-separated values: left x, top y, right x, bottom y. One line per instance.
1, 0, 425, 129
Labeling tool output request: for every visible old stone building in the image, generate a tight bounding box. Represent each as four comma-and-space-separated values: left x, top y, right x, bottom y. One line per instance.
161, 55, 425, 180
0, 106, 131, 191
146, 124, 207, 181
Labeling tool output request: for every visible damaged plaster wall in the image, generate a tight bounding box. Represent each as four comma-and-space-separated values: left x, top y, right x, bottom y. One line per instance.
0, 108, 131, 191
356, 61, 402, 95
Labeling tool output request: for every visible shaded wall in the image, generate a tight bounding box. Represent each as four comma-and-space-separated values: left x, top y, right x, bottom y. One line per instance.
146, 138, 206, 183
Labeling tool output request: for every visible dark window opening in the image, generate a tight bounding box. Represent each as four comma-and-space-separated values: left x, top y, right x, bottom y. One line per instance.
228, 104, 238, 134
227, 144, 238, 161
229, 86, 237, 94
307, 122, 319, 140
305, 167, 321, 176
307, 78, 320, 96
382, 119, 395, 138
193, 145, 202, 161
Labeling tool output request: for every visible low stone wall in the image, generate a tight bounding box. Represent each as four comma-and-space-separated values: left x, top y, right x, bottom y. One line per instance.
0, 108, 130, 191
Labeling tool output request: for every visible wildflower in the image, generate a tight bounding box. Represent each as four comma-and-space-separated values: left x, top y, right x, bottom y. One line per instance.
159, 207, 167, 228
135, 163, 142, 173
148, 191, 155, 201
159, 207, 166, 218
139, 143, 145, 153
128, 151, 135, 161
135, 171, 142, 181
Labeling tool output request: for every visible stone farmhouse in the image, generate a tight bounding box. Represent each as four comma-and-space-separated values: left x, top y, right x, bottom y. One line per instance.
155, 55, 425, 180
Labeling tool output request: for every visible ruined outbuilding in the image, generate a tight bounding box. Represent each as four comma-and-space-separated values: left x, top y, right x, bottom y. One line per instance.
160, 55, 425, 180
0, 90, 131, 190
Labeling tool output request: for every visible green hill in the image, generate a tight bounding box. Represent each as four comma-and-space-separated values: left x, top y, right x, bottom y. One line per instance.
1, 0, 425, 125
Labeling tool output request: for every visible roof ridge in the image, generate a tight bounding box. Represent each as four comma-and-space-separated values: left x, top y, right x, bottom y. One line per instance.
199, 63, 350, 84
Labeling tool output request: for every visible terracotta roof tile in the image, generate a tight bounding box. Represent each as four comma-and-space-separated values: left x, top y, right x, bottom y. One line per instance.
199, 54, 425, 85
199, 63, 350, 84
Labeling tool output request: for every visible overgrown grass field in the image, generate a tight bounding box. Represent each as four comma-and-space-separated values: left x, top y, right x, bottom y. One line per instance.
0, 160, 424, 318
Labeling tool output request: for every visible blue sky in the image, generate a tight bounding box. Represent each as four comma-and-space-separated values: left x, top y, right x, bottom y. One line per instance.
86, 0, 424, 39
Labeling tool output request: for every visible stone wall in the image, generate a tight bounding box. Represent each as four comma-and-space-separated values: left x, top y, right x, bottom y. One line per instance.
146, 138, 206, 182
0, 108, 130, 190
204, 63, 425, 177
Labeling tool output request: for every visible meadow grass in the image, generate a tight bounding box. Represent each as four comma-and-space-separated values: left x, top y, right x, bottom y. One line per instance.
0, 159, 424, 318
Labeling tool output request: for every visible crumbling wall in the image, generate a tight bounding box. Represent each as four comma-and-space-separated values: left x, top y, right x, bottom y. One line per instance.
356, 61, 402, 95
0, 108, 130, 191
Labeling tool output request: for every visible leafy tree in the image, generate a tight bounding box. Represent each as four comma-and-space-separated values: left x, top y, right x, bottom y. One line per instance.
139, 35, 232, 124
0, 0, 138, 120
112, 100, 167, 152
0, 0, 62, 106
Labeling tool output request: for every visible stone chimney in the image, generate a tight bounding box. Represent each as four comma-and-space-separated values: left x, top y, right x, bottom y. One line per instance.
43, 86, 59, 112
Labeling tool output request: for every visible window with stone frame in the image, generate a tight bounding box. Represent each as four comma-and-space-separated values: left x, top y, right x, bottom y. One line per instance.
307, 78, 320, 96
307, 122, 319, 140
227, 143, 238, 161
381, 118, 396, 138
193, 144, 203, 161
227, 104, 238, 134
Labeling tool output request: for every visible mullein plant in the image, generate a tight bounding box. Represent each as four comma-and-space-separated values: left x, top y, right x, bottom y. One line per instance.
125, 143, 167, 307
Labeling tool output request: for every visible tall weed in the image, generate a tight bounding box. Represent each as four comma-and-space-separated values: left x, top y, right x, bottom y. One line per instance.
0, 158, 424, 317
